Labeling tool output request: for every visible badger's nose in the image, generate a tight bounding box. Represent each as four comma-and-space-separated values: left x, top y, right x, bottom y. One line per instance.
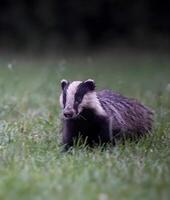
63, 111, 74, 118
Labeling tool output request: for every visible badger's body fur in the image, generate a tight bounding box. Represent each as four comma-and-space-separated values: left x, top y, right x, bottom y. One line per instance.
60, 79, 154, 150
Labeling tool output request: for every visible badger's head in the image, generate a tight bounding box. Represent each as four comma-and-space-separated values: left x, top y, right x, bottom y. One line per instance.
59, 79, 106, 119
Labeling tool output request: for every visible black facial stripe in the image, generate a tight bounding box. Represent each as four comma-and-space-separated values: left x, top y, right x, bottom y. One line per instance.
63, 84, 69, 108
73, 82, 90, 112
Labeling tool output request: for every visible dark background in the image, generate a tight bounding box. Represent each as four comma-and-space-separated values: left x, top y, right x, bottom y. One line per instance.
0, 0, 170, 53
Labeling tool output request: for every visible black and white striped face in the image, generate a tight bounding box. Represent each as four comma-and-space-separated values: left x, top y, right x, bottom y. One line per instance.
59, 79, 106, 119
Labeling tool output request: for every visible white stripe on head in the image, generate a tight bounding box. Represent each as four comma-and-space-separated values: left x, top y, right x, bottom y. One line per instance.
79, 92, 107, 116
65, 81, 82, 109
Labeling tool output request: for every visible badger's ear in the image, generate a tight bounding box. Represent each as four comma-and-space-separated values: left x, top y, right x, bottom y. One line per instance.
61, 79, 69, 90
84, 79, 95, 91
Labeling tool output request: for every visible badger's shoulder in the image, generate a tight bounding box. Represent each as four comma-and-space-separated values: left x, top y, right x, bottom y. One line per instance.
96, 90, 127, 118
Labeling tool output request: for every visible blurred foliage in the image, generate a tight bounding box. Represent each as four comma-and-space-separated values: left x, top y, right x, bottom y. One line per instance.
0, 0, 170, 51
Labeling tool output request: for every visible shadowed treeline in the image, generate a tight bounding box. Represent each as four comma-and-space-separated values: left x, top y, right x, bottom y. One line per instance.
0, 0, 170, 51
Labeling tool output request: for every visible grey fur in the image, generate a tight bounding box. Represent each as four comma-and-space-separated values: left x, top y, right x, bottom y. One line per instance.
97, 90, 154, 140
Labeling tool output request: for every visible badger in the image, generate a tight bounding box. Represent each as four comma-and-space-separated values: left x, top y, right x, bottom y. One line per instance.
59, 79, 154, 150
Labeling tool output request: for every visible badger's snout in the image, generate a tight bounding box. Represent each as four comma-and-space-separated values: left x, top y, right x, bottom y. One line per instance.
63, 110, 74, 118
63, 107, 75, 118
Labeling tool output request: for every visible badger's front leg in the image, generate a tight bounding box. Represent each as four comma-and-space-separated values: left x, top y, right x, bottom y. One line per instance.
62, 119, 79, 151
98, 117, 112, 144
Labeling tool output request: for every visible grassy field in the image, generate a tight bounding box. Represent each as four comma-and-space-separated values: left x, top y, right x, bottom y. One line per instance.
0, 52, 170, 200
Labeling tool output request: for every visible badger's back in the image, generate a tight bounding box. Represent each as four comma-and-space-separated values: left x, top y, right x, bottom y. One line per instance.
97, 90, 154, 137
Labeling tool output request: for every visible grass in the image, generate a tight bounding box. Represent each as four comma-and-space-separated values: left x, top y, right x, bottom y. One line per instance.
0, 52, 170, 200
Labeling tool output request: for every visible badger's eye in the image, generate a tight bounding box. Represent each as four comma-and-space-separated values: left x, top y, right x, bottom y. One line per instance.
75, 100, 79, 105
75, 98, 81, 104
